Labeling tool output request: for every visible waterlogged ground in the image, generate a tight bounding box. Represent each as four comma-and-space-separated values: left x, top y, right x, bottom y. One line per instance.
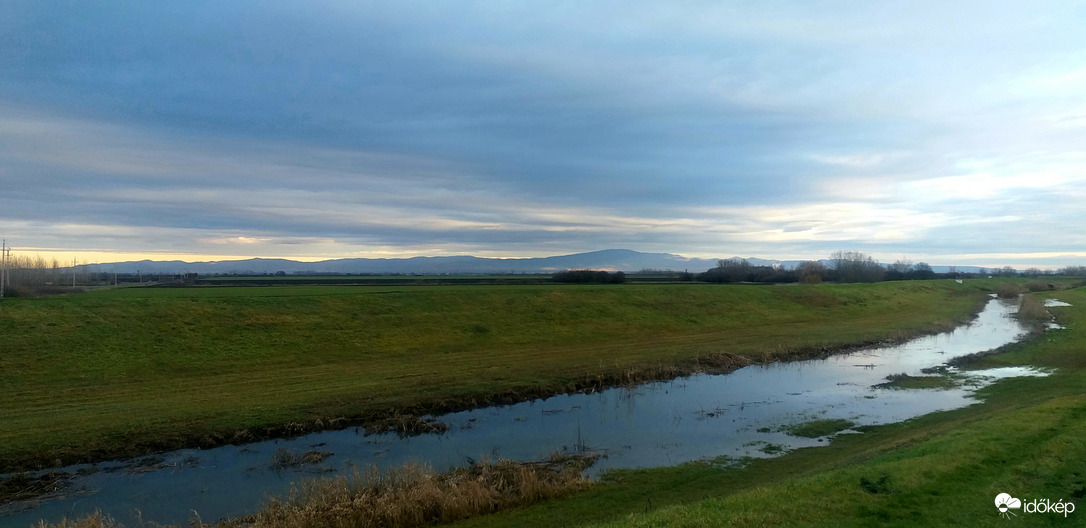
2, 297, 1054, 526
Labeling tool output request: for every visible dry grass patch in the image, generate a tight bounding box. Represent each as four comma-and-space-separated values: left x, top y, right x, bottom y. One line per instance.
996, 282, 1021, 299
34, 456, 595, 528
1016, 294, 1052, 327
219, 454, 595, 528
33, 512, 119, 528
215, 455, 594, 528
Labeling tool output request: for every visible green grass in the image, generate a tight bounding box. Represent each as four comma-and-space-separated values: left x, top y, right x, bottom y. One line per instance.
450, 287, 1086, 528
0, 280, 989, 470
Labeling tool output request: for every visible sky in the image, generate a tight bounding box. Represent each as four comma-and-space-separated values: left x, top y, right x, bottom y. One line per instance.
2, 1, 1086, 269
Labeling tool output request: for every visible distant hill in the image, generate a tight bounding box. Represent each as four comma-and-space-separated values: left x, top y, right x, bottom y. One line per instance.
74, 250, 989, 276
79, 249, 722, 275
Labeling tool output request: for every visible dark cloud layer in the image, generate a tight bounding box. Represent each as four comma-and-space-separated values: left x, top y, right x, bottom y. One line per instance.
2, 1, 1086, 266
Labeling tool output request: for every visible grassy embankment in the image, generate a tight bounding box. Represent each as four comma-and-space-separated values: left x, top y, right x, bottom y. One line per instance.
1, 280, 994, 471
446, 287, 1086, 528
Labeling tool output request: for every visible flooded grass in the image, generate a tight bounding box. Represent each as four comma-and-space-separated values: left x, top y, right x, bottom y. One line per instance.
875, 373, 959, 390
268, 449, 334, 470
364, 415, 451, 437
780, 419, 856, 438
759, 443, 786, 455
0, 471, 70, 504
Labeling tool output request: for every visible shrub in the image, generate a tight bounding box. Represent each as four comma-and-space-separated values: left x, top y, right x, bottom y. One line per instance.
1015, 295, 1051, 326
996, 283, 1021, 299
1024, 280, 1055, 292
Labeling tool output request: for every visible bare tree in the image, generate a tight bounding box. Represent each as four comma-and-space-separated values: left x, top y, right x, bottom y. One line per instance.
830, 250, 885, 283
797, 261, 826, 284
888, 260, 913, 274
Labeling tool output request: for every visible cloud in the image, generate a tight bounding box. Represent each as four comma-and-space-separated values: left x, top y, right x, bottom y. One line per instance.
1, 1, 1086, 266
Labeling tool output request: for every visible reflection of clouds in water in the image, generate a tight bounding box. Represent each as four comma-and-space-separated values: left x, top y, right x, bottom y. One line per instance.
6, 299, 1045, 527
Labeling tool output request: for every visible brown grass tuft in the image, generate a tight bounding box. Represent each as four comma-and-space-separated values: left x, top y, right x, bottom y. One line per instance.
33, 511, 119, 528
35, 456, 594, 528
1023, 280, 1055, 292
1015, 295, 1051, 326
211, 455, 595, 528
996, 282, 1021, 299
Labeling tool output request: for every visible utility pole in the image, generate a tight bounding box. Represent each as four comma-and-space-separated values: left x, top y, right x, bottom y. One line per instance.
1, 239, 7, 299
72, 257, 77, 287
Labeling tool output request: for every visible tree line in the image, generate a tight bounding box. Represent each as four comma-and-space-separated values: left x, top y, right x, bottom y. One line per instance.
683, 251, 1086, 285
0, 253, 137, 297
552, 269, 627, 284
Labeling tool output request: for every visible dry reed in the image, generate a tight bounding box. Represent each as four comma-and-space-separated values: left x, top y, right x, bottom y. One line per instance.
212, 455, 594, 528
34, 455, 593, 528
32, 511, 118, 528
996, 283, 1021, 299
1015, 295, 1051, 326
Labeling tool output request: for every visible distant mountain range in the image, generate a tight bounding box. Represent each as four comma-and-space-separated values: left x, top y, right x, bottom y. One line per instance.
74, 249, 985, 276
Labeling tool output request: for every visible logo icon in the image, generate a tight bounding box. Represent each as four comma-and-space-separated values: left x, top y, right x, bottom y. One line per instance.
996, 493, 1022, 518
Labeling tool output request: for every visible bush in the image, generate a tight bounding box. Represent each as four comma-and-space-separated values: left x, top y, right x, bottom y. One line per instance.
697, 259, 798, 284
1015, 295, 1051, 325
996, 283, 1021, 299
1024, 280, 1055, 292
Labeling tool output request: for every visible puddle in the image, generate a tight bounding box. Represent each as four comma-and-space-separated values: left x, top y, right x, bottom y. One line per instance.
2, 297, 1050, 526
1044, 298, 1071, 329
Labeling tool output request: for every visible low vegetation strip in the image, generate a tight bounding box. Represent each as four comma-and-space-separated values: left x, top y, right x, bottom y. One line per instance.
216, 455, 594, 528
31, 455, 595, 528
0, 281, 992, 471
781, 419, 856, 438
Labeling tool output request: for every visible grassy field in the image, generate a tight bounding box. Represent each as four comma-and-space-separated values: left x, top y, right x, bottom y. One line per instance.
447, 287, 1086, 528
194, 274, 556, 286
1, 280, 994, 471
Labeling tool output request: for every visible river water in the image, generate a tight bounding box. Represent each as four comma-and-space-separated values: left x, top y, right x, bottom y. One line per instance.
2, 296, 1055, 526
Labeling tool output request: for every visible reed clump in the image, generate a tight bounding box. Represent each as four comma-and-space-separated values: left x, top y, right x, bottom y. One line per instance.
215, 455, 595, 528
996, 282, 1021, 299
269, 448, 333, 469
33, 512, 118, 528
1015, 295, 1051, 327
364, 415, 451, 437
1023, 280, 1056, 292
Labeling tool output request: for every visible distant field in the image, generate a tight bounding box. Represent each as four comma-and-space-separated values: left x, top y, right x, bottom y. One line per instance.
193, 274, 554, 287
0, 280, 995, 470
195, 273, 685, 286
197, 274, 549, 281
